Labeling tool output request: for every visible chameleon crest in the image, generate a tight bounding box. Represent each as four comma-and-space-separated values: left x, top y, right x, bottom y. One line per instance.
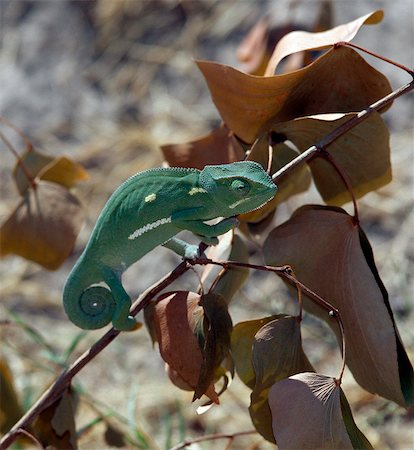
63, 161, 276, 330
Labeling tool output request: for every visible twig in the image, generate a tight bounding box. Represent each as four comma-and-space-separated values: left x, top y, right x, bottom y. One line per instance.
170, 429, 258, 450
335, 41, 414, 77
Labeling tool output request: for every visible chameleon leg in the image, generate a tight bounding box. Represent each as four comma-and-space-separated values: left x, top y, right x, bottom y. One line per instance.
178, 217, 239, 238
101, 267, 136, 331
163, 237, 200, 260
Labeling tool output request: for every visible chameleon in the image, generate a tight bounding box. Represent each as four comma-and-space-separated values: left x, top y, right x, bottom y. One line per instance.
63, 161, 277, 331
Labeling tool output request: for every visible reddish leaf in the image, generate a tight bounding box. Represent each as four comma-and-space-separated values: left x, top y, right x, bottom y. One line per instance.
161, 124, 245, 170
264, 206, 414, 406
0, 358, 24, 434
150, 291, 219, 403
0, 181, 84, 270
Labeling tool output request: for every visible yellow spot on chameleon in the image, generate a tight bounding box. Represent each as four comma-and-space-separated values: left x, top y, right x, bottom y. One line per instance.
188, 187, 207, 196
144, 193, 157, 203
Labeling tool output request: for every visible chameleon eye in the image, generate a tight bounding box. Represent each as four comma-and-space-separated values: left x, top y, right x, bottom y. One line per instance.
231, 178, 251, 195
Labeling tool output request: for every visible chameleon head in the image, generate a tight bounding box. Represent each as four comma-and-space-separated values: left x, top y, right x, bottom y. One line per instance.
199, 161, 277, 217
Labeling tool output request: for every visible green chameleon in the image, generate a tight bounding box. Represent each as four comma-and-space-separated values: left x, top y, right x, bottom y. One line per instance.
63, 161, 276, 331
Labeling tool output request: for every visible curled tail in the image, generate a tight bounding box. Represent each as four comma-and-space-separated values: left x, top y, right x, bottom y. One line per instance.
63, 261, 115, 330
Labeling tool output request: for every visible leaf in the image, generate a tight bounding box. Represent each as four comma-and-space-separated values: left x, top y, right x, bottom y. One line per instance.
201, 231, 250, 304
197, 46, 391, 143
161, 124, 245, 170
264, 205, 414, 406
0, 358, 24, 434
13, 148, 89, 195
0, 181, 84, 270
268, 373, 372, 449
249, 316, 314, 442
272, 112, 391, 205
194, 294, 233, 401
150, 291, 219, 403
32, 387, 77, 450
240, 134, 311, 222
231, 316, 281, 389
265, 10, 383, 75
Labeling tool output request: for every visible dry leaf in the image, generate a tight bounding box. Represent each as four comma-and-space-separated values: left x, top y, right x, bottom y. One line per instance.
150, 291, 219, 403
194, 293, 232, 401
249, 316, 314, 442
265, 10, 383, 75
0, 181, 84, 270
273, 112, 391, 205
32, 388, 77, 450
13, 148, 89, 195
197, 42, 390, 143
161, 124, 245, 170
269, 373, 362, 449
264, 205, 414, 406
231, 316, 281, 390
0, 358, 24, 434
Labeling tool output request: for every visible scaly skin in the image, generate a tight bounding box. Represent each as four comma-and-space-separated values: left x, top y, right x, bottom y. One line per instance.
63, 161, 277, 330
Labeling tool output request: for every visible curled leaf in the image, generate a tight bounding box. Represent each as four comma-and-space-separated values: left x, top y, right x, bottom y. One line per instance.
0, 182, 84, 270
265, 10, 383, 74
264, 205, 414, 406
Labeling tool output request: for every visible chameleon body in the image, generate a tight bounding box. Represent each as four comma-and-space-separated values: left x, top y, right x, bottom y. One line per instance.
63, 161, 276, 330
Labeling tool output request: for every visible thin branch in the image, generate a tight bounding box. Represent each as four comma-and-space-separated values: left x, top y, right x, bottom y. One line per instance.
170, 430, 258, 450
335, 41, 414, 77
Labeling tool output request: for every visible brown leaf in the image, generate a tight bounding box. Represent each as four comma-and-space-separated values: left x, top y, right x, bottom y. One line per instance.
0, 181, 84, 270
249, 316, 314, 443
194, 293, 232, 401
264, 206, 414, 406
161, 124, 245, 170
265, 10, 383, 75
32, 387, 77, 450
268, 373, 354, 449
273, 112, 391, 205
151, 291, 219, 403
13, 148, 89, 195
197, 46, 391, 143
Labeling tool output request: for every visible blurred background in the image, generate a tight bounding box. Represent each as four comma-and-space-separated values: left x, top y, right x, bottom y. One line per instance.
1, 1, 413, 448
